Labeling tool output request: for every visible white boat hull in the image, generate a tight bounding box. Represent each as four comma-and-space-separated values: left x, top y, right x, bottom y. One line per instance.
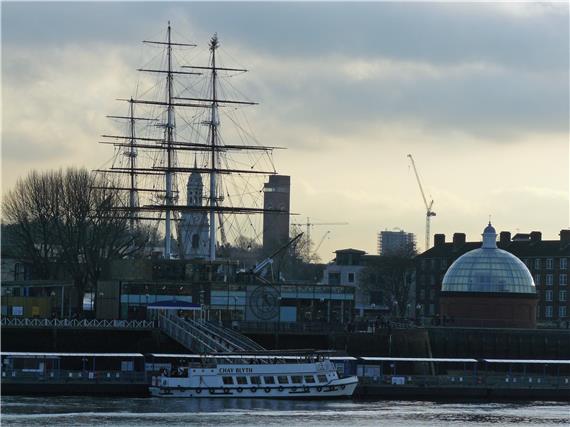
149, 376, 358, 399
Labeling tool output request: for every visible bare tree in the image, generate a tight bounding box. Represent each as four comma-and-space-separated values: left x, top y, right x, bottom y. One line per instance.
3, 168, 151, 313
360, 245, 416, 318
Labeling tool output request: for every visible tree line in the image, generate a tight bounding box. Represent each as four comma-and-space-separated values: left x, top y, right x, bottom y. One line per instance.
3, 168, 153, 313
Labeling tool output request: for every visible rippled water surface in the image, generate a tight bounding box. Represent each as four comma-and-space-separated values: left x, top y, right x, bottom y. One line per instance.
1, 396, 569, 426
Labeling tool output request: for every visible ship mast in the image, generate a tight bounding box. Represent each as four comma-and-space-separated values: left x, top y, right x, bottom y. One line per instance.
98, 26, 285, 260
164, 22, 175, 259
128, 98, 138, 228
208, 34, 219, 261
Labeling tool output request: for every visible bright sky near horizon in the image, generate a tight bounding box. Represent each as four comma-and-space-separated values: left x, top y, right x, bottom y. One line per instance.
2, 2, 569, 260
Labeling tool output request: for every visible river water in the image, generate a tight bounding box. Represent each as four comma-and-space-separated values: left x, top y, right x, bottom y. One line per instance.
1, 396, 569, 426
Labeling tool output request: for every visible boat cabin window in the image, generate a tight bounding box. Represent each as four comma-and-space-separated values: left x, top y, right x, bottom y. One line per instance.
263, 376, 275, 384
236, 376, 248, 385
291, 375, 302, 384
304, 375, 316, 383
277, 376, 289, 384
222, 376, 234, 385
317, 374, 327, 383
250, 376, 261, 385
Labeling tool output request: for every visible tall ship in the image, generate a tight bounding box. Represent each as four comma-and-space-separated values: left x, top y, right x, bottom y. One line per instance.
97, 22, 283, 261
149, 352, 358, 398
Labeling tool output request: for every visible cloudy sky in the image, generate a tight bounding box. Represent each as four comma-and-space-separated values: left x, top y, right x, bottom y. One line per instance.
2, 2, 569, 260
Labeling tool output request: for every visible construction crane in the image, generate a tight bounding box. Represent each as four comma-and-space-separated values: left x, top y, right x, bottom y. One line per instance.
407, 154, 436, 251
313, 230, 331, 258
291, 217, 348, 259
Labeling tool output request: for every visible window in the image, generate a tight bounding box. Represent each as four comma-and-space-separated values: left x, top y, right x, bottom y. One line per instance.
560, 290, 567, 302
317, 375, 328, 383
545, 290, 553, 302
263, 376, 275, 384
441, 259, 447, 270
347, 273, 355, 283
430, 275, 435, 286
431, 259, 437, 269
561, 274, 568, 286
304, 375, 316, 384
222, 376, 234, 385
236, 376, 248, 385
534, 259, 541, 270
545, 306, 553, 318
191, 234, 200, 249
250, 376, 261, 385
546, 274, 553, 286
546, 258, 553, 270
277, 376, 289, 384
429, 304, 435, 316
534, 274, 540, 286
328, 272, 340, 285
561, 258, 568, 270
291, 376, 303, 384
560, 306, 568, 318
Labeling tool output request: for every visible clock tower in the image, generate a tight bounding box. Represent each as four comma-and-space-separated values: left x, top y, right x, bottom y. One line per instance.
179, 162, 209, 259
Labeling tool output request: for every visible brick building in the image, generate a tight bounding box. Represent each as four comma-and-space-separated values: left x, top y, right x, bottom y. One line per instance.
415, 229, 570, 323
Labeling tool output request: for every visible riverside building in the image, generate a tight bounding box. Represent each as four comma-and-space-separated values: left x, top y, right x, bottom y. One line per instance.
415, 227, 570, 324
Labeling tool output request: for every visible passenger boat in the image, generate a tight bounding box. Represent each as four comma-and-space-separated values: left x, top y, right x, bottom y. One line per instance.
149, 352, 358, 398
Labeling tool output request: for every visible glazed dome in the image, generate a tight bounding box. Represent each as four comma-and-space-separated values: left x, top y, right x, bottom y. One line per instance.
442, 223, 536, 294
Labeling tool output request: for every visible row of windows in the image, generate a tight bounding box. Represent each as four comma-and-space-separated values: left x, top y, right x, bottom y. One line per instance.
542, 306, 567, 318
534, 274, 568, 286
527, 258, 568, 270
544, 290, 567, 302
222, 374, 328, 386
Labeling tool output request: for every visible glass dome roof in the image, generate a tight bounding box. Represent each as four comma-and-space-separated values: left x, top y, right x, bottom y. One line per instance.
442, 223, 536, 294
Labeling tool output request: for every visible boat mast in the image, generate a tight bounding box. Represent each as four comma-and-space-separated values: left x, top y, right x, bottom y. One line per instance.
209, 34, 219, 261
165, 22, 175, 259
128, 98, 138, 229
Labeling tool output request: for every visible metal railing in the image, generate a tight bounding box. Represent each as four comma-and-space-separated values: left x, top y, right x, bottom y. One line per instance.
158, 312, 230, 353
1, 368, 148, 383
360, 374, 570, 389
229, 321, 347, 334
0, 317, 155, 330
191, 319, 265, 351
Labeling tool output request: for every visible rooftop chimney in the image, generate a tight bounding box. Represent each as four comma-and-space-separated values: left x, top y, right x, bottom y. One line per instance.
499, 231, 511, 246
434, 234, 446, 247
530, 231, 542, 243
560, 229, 570, 245
452, 233, 466, 250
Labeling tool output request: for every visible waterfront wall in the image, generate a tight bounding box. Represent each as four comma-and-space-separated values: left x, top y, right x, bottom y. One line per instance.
2, 326, 569, 359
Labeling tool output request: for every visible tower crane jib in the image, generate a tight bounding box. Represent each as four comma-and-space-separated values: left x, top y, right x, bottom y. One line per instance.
407, 154, 436, 252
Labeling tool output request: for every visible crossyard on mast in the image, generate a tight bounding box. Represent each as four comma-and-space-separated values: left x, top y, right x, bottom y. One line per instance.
97, 23, 285, 261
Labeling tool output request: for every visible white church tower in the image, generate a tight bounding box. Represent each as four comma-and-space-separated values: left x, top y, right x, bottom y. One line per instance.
179, 160, 209, 259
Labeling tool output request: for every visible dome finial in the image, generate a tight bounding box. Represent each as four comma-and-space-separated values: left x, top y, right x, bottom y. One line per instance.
482, 220, 497, 249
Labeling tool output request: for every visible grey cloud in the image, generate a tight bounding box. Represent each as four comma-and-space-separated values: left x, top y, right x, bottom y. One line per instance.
251, 59, 568, 145
1, 132, 69, 162
3, 2, 568, 72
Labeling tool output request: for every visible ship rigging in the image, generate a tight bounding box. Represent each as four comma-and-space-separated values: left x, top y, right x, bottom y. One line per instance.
97, 23, 285, 261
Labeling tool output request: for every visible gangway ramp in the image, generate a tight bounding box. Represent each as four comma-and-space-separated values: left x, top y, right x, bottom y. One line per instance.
157, 312, 265, 353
